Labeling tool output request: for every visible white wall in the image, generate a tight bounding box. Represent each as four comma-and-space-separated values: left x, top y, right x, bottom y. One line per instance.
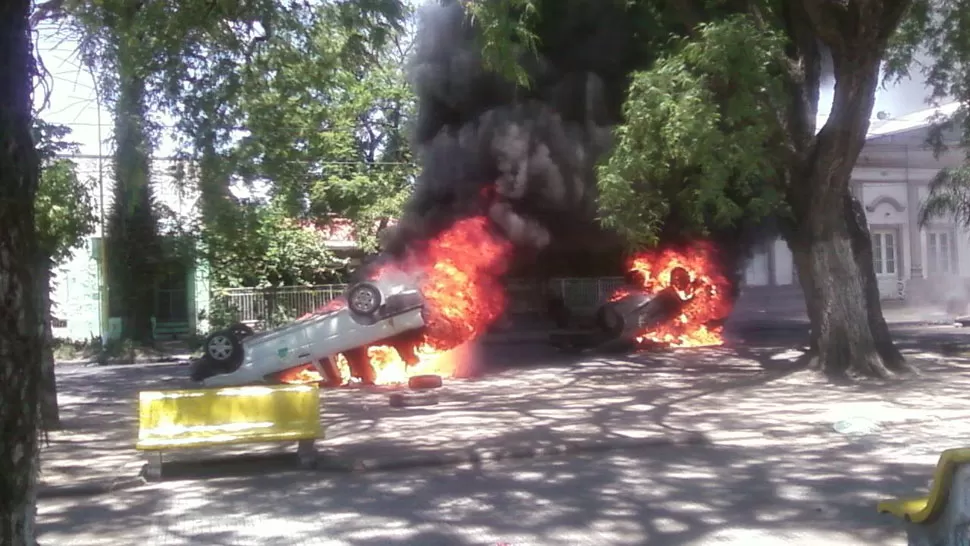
50, 238, 104, 342
773, 239, 793, 285
744, 247, 770, 286
862, 182, 908, 224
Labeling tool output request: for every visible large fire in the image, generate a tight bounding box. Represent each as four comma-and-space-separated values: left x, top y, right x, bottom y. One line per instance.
611, 242, 732, 348
280, 216, 512, 386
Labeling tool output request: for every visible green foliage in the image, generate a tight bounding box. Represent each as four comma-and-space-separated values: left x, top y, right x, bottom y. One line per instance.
308, 165, 416, 252
204, 202, 346, 288
36, 159, 97, 264
596, 16, 788, 248
881, 0, 970, 222
199, 297, 242, 331
230, 4, 416, 236
464, 0, 541, 87
177, 3, 417, 285
882, 0, 970, 153
32, 120, 97, 264
919, 166, 970, 227
41, 1, 412, 293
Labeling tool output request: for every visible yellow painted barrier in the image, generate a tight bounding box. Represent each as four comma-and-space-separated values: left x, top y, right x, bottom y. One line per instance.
136, 384, 321, 478
877, 448, 970, 524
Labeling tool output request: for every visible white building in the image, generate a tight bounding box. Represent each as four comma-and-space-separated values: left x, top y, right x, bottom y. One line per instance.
744, 102, 970, 303
49, 156, 208, 342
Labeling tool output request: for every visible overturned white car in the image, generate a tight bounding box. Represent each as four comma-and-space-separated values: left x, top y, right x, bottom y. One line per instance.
190, 270, 426, 387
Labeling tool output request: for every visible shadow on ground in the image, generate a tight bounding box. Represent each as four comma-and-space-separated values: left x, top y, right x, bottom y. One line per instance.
38, 317, 970, 545
39, 436, 931, 545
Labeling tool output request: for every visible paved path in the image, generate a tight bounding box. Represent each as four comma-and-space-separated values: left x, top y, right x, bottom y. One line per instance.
38, 439, 930, 546
36, 297, 970, 544
727, 286, 957, 326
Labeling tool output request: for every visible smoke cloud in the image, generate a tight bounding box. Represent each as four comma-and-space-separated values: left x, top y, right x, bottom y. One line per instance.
384, 0, 642, 255
378, 0, 775, 294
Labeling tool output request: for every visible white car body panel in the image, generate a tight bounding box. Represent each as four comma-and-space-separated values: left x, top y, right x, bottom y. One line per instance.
201, 272, 426, 387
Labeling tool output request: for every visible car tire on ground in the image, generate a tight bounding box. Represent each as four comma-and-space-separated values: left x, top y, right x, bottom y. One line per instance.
407, 374, 443, 390
347, 282, 382, 315
388, 392, 439, 408
203, 329, 244, 372
595, 302, 625, 338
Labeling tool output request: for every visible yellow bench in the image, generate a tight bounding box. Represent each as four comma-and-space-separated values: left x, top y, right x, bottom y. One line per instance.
877, 448, 970, 545
137, 384, 322, 479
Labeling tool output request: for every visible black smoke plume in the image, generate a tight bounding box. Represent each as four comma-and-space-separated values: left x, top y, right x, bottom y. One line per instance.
381, 0, 775, 292
384, 0, 648, 255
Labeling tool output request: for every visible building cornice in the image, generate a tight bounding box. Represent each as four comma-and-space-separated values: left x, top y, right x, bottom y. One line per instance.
865, 195, 906, 213
852, 166, 941, 183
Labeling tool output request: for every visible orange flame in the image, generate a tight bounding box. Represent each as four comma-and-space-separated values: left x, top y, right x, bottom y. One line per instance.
613, 241, 732, 348
282, 216, 511, 386
407, 216, 513, 349
277, 342, 477, 386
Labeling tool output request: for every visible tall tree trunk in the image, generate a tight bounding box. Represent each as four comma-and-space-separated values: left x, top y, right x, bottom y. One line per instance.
780, 0, 912, 379
38, 258, 60, 429
845, 193, 909, 372
788, 192, 909, 377
0, 0, 43, 542
197, 134, 234, 229
105, 6, 161, 345
790, 202, 891, 378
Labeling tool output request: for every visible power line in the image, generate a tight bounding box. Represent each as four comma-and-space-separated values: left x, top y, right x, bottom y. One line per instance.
38, 120, 180, 130
59, 153, 416, 167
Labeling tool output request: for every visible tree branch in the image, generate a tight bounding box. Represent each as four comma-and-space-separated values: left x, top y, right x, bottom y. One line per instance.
801, 0, 914, 54
800, 0, 851, 50
30, 0, 66, 26
668, 0, 707, 35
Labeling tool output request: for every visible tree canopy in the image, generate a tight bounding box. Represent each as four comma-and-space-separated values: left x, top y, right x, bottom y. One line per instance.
36, 0, 970, 375
32, 119, 97, 265
465, 0, 970, 377
36, 0, 416, 292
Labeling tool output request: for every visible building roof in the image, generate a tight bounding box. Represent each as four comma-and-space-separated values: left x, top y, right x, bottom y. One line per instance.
866, 101, 962, 139
815, 101, 962, 141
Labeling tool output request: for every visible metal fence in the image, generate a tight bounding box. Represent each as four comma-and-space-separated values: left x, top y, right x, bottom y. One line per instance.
548, 277, 625, 310
213, 277, 627, 325
215, 284, 349, 325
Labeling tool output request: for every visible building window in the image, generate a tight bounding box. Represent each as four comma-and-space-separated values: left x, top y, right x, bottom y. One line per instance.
871, 231, 897, 276
927, 230, 958, 275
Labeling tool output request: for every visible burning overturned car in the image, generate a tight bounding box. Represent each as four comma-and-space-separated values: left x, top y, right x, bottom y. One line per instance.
189, 216, 513, 388
189, 268, 428, 387
551, 243, 733, 353
189, 217, 734, 388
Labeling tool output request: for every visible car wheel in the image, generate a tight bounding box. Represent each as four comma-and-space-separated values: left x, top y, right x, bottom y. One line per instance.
204, 330, 243, 371
595, 303, 625, 338
348, 282, 382, 315
229, 322, 255, 340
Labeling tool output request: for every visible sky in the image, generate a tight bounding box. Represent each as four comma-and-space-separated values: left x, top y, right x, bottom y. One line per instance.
34, 23, 180, 158
33, 24, 947, 161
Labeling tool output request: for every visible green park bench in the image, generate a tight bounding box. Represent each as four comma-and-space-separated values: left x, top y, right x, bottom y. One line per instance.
877, 447, 970, 545
136, 384, 322, 480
